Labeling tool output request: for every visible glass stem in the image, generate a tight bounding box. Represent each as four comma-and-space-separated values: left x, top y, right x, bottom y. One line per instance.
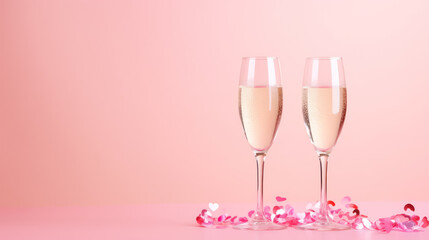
254, 152, 266, 221
319, 154, 329, 222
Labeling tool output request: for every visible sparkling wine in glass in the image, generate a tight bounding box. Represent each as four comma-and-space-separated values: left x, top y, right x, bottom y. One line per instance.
235, 56, 285, 230
297, 57, 350, 231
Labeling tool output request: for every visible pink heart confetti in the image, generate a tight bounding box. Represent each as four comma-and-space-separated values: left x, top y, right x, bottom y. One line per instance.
374, 218, 394, 233
218, 214, 227, 222
276, 196, 287, 202
264, 206, 271, 213
248, 210, 255, 218
285, 204, 294, 215
342, 196, 351, 204
238, 217, 248, 223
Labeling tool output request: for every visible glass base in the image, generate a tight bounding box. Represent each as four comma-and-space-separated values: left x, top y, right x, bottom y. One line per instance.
233, 220, 287, 231
295, 220, 351, 231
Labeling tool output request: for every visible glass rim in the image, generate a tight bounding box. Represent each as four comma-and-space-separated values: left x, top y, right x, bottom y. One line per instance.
242, 56, 279, 60
306, 56, 342, 60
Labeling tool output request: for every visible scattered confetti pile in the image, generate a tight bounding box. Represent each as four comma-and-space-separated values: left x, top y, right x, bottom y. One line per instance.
196, 196, 429, 232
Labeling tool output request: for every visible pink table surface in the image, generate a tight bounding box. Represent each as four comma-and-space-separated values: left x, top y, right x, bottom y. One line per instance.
0, 203, 428, 240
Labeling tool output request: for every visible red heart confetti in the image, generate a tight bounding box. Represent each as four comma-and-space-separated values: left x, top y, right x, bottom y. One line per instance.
404, 203, 415, 212
273, 206, 282, 214
353, 209, 360, 216
421, 216, 429, 228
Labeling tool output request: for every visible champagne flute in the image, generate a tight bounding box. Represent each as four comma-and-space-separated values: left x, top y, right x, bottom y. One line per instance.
297, 57, 349, 230
236, 56, 285, 230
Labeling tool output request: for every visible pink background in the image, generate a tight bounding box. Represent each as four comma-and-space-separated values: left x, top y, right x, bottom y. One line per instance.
0, 0, 428, 208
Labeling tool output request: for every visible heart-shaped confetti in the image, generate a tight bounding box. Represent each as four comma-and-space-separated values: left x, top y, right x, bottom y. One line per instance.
208, 203, 219, 212
273, 206, 282, 214
404, 203, 415, 212
353, 209, 360, 216
346, 203, 358, 209
248, 210, 255, 218
421, 216, 429, 228
218, 214, 227, 222
342, 196, 351, 204
238, 217, 248, 223
276, 196, 287, 202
